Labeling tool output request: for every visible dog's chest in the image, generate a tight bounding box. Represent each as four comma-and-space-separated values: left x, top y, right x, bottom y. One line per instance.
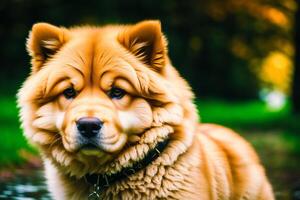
98, 159, 203, 199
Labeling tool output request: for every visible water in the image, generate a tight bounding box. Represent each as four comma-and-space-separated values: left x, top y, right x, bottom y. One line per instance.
0, 170, 50, 199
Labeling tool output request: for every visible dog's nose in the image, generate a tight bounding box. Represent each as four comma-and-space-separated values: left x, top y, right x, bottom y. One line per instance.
76, 117, 103, 138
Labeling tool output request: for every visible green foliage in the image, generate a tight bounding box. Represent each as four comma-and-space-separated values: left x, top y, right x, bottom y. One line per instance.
197, 99, 290, 128
0, 97, 35, 166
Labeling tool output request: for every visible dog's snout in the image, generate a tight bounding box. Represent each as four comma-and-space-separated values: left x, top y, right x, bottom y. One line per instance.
76, 117, 103, 138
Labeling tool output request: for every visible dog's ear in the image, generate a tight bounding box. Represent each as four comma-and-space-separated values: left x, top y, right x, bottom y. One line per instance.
118, 20, 167, 72
27, 23, 69, 73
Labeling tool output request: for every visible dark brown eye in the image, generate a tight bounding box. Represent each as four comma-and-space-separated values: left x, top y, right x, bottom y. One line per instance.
63, 87, 76, 99
108, 87, 126, 99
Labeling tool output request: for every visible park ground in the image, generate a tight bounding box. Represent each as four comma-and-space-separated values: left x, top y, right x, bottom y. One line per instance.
0, 96, 299, 199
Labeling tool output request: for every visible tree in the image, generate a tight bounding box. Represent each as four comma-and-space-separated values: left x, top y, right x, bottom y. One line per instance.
292, 3, 300, 114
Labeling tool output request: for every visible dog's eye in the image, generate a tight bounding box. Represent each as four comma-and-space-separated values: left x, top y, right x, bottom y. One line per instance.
63, 87, 76, 99
108, 87, 126, 99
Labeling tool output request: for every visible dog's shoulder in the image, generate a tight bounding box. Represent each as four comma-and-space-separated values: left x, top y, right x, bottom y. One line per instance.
195, 124, 274, 199
196, 123, 260, 165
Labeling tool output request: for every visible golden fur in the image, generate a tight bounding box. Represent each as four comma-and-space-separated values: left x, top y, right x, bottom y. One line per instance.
18, 20, 274, 199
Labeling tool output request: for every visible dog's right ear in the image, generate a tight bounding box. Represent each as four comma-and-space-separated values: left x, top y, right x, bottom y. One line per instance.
118, 20, 167, 72
27, 23, 69, 73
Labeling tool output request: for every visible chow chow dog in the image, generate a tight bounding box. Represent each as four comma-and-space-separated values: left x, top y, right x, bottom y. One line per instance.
18, 20, 274, 199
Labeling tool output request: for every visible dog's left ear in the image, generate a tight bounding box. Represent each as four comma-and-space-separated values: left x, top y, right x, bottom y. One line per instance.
118, 20, 167, 71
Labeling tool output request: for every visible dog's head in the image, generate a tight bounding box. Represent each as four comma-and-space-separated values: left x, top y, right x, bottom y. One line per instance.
18, 21, 198, 176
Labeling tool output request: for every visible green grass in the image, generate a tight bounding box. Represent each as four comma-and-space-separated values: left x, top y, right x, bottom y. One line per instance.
0, 97, 35, 166
197, 98, 292, 129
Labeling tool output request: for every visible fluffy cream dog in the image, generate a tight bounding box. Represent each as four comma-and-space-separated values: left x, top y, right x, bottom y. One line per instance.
18, 20, 274, 199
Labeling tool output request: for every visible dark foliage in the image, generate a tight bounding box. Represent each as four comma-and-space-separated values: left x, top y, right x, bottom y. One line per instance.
0, 0, 294, 100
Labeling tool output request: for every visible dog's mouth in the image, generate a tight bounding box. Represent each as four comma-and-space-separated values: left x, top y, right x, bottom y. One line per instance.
73, 133, 128, 156
79, 143, 105, 157
82, 143, 98, 150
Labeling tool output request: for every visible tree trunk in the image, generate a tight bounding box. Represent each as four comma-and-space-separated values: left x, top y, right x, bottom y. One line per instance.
292, 4, 300, 114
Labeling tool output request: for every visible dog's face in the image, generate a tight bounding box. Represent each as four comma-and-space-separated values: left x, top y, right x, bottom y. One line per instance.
18, 21, 197, 175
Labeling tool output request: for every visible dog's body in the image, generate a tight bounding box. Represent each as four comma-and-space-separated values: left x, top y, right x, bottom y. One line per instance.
18, 21, 274, 199
44, 124, 273, 200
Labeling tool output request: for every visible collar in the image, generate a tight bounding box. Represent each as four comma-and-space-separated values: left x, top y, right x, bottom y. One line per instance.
84, 138, 169, 195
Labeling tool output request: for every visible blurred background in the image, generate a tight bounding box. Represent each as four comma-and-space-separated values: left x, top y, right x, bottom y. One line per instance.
0, 0, 299, 199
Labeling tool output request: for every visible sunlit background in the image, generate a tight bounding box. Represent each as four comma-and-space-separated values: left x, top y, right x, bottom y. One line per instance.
0, 0, 299, 199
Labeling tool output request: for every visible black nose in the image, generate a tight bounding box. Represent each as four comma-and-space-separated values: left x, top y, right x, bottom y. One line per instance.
76, 117, 103, 138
